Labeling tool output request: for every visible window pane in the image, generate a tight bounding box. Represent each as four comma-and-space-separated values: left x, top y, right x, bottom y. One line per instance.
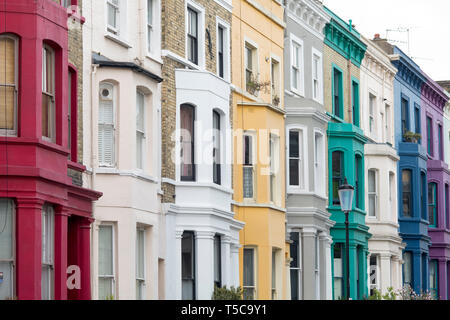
332, 152, 343, 204
181, 232, 195, 300
0, 86, 15, 130
136, 229, 145, 279
368, 170, 376, 192
99, 225, 113, 276
243, 248, 254, 287
289, 159, 299, 187
99, 278, 113, 300
243, 166, 254, 198
289, 131, 299, 158
214, 235, 221, 286
180, 105, 195, 180
402, 170, 412, 217
0, 200, 13, 259
0, 37, 16, 131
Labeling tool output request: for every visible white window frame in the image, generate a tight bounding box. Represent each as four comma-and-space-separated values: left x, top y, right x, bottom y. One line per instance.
216, 17, 231, 82
287, 125, 308, 193
314, 129, 326, 197
244, 38, 259, 96
185, 1, 205, 69
289, 34, 304, 96
106, 0, 120, 35
271, 248, 278, 300
136, 90, 146, 170
269, 133, 280, 206
270, 55, 281, 106
0, 199, 15, 300
41, 204, 54, 300
146, 0, 154, 55
369, 254, 380, 293
98, 82, 116, 167
289, 231, 302, 300
314, 235, 320, 299
385, 103, 392, 144
136, 227, 146, 300
243, 246, 257, 300
0, 34, 18, 137
311, 47, 323, 104
368, 169, 378, 218
369, 93, 377, 137
98, 223, 116, 300
243, 131, 256, 202
42, 44, 56, 143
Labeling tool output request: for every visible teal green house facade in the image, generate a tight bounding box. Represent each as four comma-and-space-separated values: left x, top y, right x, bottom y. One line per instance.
323, 7, 371, 300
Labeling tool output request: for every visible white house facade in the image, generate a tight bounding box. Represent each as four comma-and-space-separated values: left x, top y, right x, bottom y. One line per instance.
284, 0, 334, 300
160, 0, 244, 300
82, 0, 165, 300
360, 36, 405, 295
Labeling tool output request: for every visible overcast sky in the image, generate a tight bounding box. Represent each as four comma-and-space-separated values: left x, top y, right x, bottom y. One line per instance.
322, 0, 450, 82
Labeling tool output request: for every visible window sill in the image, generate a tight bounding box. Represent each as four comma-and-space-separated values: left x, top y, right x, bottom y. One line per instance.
145, 54, 163, 65
68, 161, 86, 172
105, 33, 132, 49
326, 112, 345, 123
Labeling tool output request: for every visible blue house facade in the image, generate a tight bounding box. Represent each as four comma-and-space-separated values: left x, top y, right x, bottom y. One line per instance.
375, 39, 431, 293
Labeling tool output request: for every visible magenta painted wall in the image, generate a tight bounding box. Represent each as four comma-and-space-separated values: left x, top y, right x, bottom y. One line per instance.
0, 0, 101, 300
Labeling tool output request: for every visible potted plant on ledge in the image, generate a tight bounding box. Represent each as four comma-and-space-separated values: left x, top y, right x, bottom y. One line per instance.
246, 73, 271, 96
403, 131, 421, 143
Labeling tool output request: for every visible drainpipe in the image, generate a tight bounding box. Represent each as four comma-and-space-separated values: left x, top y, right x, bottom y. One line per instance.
91, 64, 99, 192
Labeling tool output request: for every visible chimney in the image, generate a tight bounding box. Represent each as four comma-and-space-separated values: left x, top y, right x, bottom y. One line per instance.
374, 33, 381, 40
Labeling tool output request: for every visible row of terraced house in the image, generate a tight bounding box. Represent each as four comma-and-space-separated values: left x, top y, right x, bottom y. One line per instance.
0, 0, 449, 300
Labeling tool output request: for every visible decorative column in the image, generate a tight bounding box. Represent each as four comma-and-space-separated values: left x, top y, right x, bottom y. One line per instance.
324, 235, 333, 300
302, 228, 317, 300
348, 244, 357, 300
318, 232, 329, 300
438, 259, 447, 300
16, 198, 44, 300
221, 236, 232, 288
54, 206, 70, 300
230, 243, 240, 288
174, 230, 183, 300
380, 254, 392, 294
412, 252, 422, 293
196, 231, 215, 300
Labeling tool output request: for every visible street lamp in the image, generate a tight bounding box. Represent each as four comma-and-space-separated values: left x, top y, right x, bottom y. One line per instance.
338, 178, 354, 300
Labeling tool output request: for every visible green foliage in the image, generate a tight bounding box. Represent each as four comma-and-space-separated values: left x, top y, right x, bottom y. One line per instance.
211, 286, 243, 300
105, 295, 115, 300
367, 285, 434, 301
403, 131, 422, 143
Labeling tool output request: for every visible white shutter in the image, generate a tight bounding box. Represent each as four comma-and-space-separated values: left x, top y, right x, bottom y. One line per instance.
99, 84, 115, 166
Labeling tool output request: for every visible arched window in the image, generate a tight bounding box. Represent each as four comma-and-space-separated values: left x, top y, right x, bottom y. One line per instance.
331, 151, 344, 205
428, 182, 438, 228
0, 34, 18, 136
180, 104, 195, 181
98, 82, 115, 166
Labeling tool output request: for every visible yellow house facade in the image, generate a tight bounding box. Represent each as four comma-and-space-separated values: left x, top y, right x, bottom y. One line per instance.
231, 0, 288, 300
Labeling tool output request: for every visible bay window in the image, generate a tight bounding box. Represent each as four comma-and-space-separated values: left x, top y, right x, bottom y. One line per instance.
98, 82, 115, 167
99, 224, 115, 300
180, 104, 195, 181
332, 151, 344, 205
289, 129, 304, 189
289, 232, 302, 300
0, 199, 14, 300
421, 172, 427, 220
368, 169, 377, 217
42, 45, 55, 142
136, 91, 145, 170
243, 247, 256, 300
402, 170, 412, 217
213, 111, 221, 185
429, 260, 438, 299
369, 255, 379, 296
136, 227, 146, 300
314, 132, 325, 195
181, 231, 195, 300
403, 251, 412, 286
333, 243, 343, 300
0, 34, 18, 136
428, 182, 437, 227
41, 204, 54, 300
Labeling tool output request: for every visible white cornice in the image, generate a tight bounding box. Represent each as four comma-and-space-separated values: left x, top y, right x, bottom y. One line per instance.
213, 0, 232, 12
286, 0, 330, 40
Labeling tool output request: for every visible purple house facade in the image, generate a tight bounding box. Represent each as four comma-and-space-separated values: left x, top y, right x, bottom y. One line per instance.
421, 74, 450, 300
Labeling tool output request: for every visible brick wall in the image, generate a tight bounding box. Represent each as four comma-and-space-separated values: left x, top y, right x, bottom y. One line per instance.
67, 0, 83, 186
323, 44, 360, 123
160, 0, 232, 203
